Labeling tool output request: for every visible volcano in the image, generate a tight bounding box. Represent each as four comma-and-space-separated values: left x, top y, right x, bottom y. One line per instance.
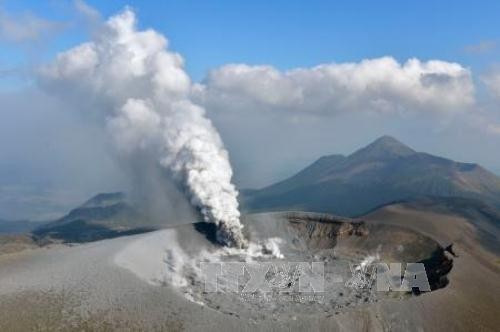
242, 136, 500, 216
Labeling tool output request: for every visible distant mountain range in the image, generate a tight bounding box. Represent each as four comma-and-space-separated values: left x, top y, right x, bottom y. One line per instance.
32, 193, 153, 243
4, 135, 500, 244
241, 136, 500, 217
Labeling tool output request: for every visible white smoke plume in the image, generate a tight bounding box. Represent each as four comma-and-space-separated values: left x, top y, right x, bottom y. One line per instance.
39, 9, 247, 248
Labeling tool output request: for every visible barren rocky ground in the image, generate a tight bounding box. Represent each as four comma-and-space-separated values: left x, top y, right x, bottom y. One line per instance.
0, 208, 498, 331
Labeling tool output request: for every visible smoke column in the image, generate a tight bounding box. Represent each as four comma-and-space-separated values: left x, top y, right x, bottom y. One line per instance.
39, 9, 247, 248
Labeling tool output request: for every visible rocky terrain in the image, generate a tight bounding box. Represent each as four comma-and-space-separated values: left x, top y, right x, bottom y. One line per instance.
0, 207, 497, 331
0, 234, 38, 256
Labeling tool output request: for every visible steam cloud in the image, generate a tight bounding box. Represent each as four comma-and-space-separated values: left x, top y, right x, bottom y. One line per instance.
39, 9, 247, 248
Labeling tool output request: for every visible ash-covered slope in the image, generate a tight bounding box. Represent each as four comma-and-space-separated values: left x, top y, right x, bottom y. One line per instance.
367, 196, 500, 255
33, 193, 153, 243
242, 136, 500, 217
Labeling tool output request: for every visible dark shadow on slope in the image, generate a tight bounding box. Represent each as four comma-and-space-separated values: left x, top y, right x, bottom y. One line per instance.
32, 219, 155, 244
414, 247, 453, 294
193, 222, 218, 245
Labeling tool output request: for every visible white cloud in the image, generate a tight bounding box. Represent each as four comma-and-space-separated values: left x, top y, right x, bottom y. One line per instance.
74, 0, 101, 23
482, 67, 500, 99
196, 57, 474, 116
0, 8, 61, 43
464, 40, 497, 54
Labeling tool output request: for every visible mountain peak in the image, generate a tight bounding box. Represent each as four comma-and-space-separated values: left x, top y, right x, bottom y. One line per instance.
350, 136, 415, 160
372, 135, 403, 145
81, 192, 126, 209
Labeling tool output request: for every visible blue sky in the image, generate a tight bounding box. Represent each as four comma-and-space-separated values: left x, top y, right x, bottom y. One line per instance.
2, 0, 500, 82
